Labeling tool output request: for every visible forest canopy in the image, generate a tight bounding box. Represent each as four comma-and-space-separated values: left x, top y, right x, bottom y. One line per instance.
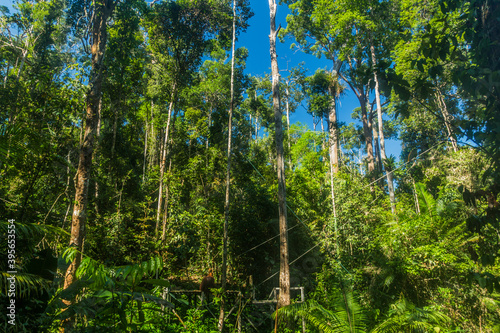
0, 0, 499, 332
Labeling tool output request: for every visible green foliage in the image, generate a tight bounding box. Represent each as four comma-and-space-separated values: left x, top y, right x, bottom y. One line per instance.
277, 283, 367, 333
48, 251, 173, 331
372, 296, 451, 333
1, 0, 500, 332
0, 220, 67, 298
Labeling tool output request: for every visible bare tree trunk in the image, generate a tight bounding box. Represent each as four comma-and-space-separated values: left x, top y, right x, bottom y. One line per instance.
16, 47, 29, 82
255, 115, 259, 138
207, 105, 212, 149
327, 79, 339, 253
62, 0, 115, 329
94, 97, 103, 215
142, 104, 149, 184
285, 84, 290, 133
161, 159, 172, 241
412, 177, 420, 214
285, 83, 292, 165
269, 0, 290, 314
435, 88, 458, 152
372, 121, 381, 171
371, 44, 396, 213
329, 143, 339, 254
111, 101, 118, 159
149, 101, 156, 167
328, 83, 339, 174
156, 88, 176, 237
340, 69, 375, 181
3, 60, 10, 88
361, 100, 375, 176
219, 1, 237, 330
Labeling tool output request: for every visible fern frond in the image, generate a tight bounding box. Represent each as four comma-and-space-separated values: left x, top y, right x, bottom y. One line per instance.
0, 271, 51, 298
373, 296, 450, 333
0, 220, 68, 240
276, 292, 368, 333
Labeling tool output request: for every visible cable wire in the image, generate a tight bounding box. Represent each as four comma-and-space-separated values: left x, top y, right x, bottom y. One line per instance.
250, 140, 446, 287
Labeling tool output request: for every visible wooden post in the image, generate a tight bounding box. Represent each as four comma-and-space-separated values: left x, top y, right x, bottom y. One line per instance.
301, 287, 306, 333
237, 292, 242, 333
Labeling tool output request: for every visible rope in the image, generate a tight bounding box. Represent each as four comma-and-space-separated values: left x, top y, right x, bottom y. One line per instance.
362, 141, 445, 191
249, 140, 446, 288
232, 152, 315, 261
243, 154, 313, 234
256, 243, 322, 287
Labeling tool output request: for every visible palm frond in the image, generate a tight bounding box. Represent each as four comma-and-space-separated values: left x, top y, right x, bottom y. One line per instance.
276, 290, 367, 333
372, 296, 451, 333
0, 220, 68, 240
0, 271, 51, 298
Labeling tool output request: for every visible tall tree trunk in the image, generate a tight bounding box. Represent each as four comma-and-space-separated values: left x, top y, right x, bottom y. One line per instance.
360, 100, 375, 176
206, 105, 212, 149
149, 101, 155, 167
255, 114, 259, 138
156, 88, 176, 237
219, 1, 237, 330
94, 96, 103, 215
340, 67, 375, 181
3, 60, 10, 88
285, 83, 292, 165
111, 100, 118, 159
249, 114, 253, 139
142, 103, 149, 184
327, 78, 339, 253
412, 177, 420, 215
269, 0, 290, 314
161, 159, 172, 241
372, 120, 381, 171
435, 88, 458, 152
371, 45, 396, 213
62, 0, 115, 328
328, 82, 339, 174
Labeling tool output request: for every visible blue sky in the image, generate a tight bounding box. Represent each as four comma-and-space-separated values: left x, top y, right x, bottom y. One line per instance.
238, 2, 401, 159
0, 0, 401, 158
238, 2, 348, 127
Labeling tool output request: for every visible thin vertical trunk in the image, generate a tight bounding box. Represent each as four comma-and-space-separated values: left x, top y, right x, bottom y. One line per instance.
249, 114, 253, 139
142, 106, 149, 184
360, 100, 375, 175
328, 83, 339, 174
11, 41, 31, 123
329, 144, 339, 254
435, 88, 458, 152
372, 119, 381, 171
285, 84, 290, 132
206, 106, 212, 149
327, 81, 339, 253
371, 44, 396, 213
111, 101, 118, 159
94, 97, 103, 215
320, 116, 326, 153
219, 1, 237, 330
3, 60, 10, 88
340, 68, 375, 181
161, 159, 172, 241
156, 88, 176, 236
269, 0, 290, 314
285, 84, 292, 165
254, 91, 258, 139
62, 0, 115, 328
412, 178, 420, 214
16, 48, 29, 82
150, 101, 156, 167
